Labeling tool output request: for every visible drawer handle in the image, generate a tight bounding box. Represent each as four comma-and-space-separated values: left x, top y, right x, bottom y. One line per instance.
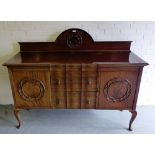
56, 99, 61, 105
55, 79, 61, 85
57, 79, 61, 85
87, 79, 92, 85
86, 99, 91, 105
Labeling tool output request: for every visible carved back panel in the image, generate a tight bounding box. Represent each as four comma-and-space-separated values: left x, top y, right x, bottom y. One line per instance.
19, 28, 131, 53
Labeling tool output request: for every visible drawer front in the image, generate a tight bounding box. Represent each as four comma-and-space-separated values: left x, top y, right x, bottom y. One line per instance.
82, 73, 97, 91
51, 65, 66, 90
81, 92, 96, 109
66, 64, 81, 71
10, 67, 51, 108
51, 91, 67, 108
51, 71, 66, 90
66, 75, 81, 91
82, 64, 97, 91
66, 65, 82, 91
67, 92, 81, 108
82, 64, 97, 72
51, 65, 66, 72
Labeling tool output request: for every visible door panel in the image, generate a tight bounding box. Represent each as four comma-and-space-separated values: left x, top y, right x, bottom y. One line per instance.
11, 67, 51, 108
98, 69, 138, 109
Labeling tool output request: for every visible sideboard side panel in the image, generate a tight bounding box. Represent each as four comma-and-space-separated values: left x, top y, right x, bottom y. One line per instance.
132, 67, 143, 110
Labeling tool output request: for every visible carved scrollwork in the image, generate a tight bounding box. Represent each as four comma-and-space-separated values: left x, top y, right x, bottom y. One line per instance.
18, 78, 45, 102
67, 30, 83, 48
103, 78, 131, 102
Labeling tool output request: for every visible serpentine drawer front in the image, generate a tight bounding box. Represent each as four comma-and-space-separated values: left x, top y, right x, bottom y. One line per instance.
3, 28, 148, 131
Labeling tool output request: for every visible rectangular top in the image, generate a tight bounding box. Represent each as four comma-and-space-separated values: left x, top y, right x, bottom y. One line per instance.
3, 52, 148, 67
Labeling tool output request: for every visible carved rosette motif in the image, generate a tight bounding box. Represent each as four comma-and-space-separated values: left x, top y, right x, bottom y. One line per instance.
103, 78, 131, 102
67, 30, 83, 48
18, 78, 45, 102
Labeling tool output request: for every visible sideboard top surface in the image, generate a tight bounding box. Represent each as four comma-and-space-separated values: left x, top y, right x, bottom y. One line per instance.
3, 52, 148, 67
3, 28, 148, 67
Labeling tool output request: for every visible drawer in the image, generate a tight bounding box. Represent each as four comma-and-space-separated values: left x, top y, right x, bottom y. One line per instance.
82, 65, 97, 91
51, 71, 66, 90
82, 64, 97, 72
81, 92, 96, 109
66, 75, 81, 91
66, 64, 81, 71
51, 65, 66, 71
82, 71, 97, 77
67, 92, 81, 108
66, 65, 82, 91
82, 75, 97, 91
66, 65, 81, 78
51, 91, 67, 108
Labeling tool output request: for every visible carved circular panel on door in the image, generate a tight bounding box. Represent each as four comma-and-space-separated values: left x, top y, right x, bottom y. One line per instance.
18, 78, 45, 102
103, 78, 131, 102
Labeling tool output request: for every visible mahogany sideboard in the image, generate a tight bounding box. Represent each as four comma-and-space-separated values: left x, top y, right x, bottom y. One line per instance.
3, 28, 148, 130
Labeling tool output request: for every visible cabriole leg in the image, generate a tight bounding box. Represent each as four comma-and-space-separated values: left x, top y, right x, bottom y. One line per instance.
128, 110, 137, 131
14, 109, 21, 129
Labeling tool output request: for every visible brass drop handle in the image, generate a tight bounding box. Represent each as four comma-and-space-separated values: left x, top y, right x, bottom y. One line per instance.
56, 79, 61, 85
56, 99, 61, 105
58, 79, 61, 85
87, 99, 91, 105
86, 79, 92, 85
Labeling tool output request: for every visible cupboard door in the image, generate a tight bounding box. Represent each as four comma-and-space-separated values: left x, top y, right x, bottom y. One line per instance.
10, 67, 51, 108
98, 69, 139, 109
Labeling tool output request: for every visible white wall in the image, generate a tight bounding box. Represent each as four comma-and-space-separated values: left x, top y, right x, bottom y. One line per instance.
0, 21, 154, 105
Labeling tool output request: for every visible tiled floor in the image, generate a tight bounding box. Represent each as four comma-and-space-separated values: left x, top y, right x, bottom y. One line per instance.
0, 105, 155, 134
